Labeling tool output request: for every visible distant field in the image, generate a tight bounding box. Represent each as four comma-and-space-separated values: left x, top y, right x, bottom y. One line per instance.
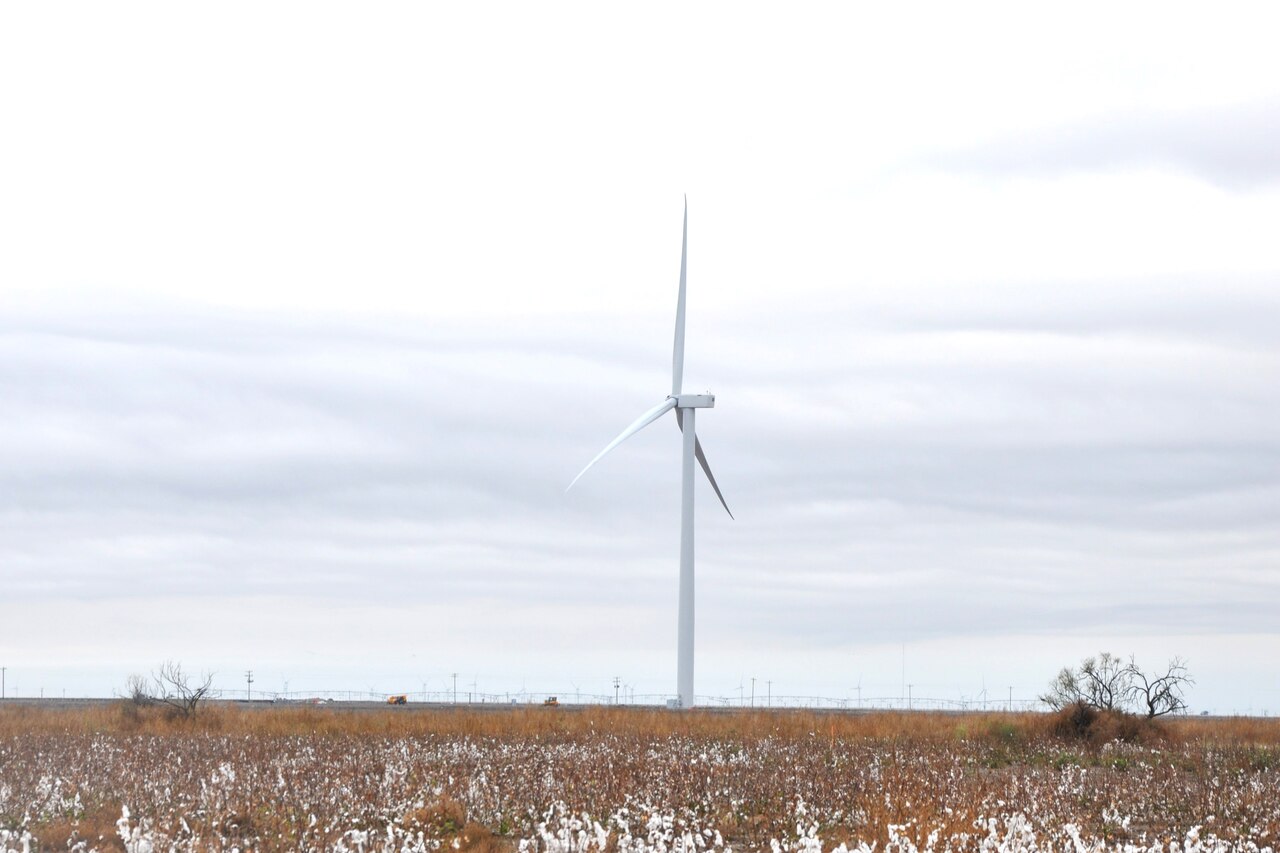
1, 703, 1277, 852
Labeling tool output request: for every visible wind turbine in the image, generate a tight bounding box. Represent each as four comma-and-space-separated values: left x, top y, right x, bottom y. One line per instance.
567, 198, 732, 709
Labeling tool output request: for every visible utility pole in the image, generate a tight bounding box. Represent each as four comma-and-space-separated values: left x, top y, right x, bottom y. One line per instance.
451, 673, 458, 705
245, 670, 254, 701
750, 677, 756, 708
613, 676, 620, 705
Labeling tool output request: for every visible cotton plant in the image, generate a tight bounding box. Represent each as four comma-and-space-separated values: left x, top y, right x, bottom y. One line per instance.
4, 723, 1280, 852
0, 828, 35, 853
115, 806, 161, 853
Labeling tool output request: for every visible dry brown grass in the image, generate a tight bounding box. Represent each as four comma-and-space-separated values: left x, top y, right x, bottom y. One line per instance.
2, 702, 1279, 852
5, 700, 1279, 746
1166, 713, 1280, 745
0, 701, 1062, 742
402, 796, 467, 835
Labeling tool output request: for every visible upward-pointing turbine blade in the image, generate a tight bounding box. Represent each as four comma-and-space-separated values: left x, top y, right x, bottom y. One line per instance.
672, 196, 688, 396
675, 408, 733, 519
567, 397, 678, 492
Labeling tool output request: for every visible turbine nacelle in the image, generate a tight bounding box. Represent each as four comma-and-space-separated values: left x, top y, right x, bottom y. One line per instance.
672, 393, 715, 409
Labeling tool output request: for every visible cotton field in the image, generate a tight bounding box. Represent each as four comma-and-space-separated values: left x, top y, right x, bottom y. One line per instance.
0, 707, 1277, 852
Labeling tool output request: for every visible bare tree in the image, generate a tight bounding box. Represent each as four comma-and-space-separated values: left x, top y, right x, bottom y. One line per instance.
1041, 652, 1133, 711
1041, 666, 1086, 710
1079, 652, 1134, 711
1043, 652, 1194, 718
152, 660, 215, 718
125, 673, 153, 706
1127, 656, 1193, 718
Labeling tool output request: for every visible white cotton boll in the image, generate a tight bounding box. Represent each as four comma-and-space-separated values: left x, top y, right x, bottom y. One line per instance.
1063, 823, 1089, 853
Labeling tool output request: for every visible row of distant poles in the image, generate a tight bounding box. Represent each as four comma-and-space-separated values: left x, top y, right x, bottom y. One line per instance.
0, 665, 1019, 709
227, 672, 689, 705
2, 663, 1020, 710
240, 671, 468, 703
229, 674, 1018, 710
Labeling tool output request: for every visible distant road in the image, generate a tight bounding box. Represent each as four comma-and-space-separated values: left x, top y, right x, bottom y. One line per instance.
0, 697, 891, 714
0, 697, 112, 709
0, 697, 1245, 719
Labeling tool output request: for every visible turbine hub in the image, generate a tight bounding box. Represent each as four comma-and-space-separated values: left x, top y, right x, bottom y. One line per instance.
672, 393, 715, 409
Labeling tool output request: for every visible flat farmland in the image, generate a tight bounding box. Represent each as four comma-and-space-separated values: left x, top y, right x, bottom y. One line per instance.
1, 704, 1278, 852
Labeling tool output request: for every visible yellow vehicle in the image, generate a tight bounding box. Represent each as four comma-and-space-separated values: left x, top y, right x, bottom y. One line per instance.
543, 696, 559, 706
386, 695, 407, 705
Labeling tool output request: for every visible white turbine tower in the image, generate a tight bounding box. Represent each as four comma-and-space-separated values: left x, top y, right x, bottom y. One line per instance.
568, 198, 732, 709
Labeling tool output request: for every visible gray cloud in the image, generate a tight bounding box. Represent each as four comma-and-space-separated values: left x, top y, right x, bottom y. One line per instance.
3, 275, 1276, 661
932, 97, 1280, 189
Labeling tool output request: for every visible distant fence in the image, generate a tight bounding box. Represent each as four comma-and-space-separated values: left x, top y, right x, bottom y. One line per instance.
205, 688, 1044, 712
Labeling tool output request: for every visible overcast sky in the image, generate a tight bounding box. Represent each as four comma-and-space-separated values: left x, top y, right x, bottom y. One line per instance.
2, 2, 1278, 712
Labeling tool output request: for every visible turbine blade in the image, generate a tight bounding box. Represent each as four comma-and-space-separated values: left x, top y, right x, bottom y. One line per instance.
675, 408, 733, 519
672, 196, 687, 396
567, 397, 677, 491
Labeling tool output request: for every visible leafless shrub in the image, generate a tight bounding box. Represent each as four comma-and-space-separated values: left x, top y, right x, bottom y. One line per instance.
1042, 652, 1133, 712
151, 660, 214, 718
1042, 653, 1193, 719
126, 672, 153, 706
1128, 656, 1193, 718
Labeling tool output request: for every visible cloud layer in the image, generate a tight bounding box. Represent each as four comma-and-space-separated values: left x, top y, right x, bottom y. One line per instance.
3, 274, 1277, 706
934, 98, 1280, 190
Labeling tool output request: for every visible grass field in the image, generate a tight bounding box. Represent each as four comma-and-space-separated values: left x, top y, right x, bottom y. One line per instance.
1, 703, 1278, 852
